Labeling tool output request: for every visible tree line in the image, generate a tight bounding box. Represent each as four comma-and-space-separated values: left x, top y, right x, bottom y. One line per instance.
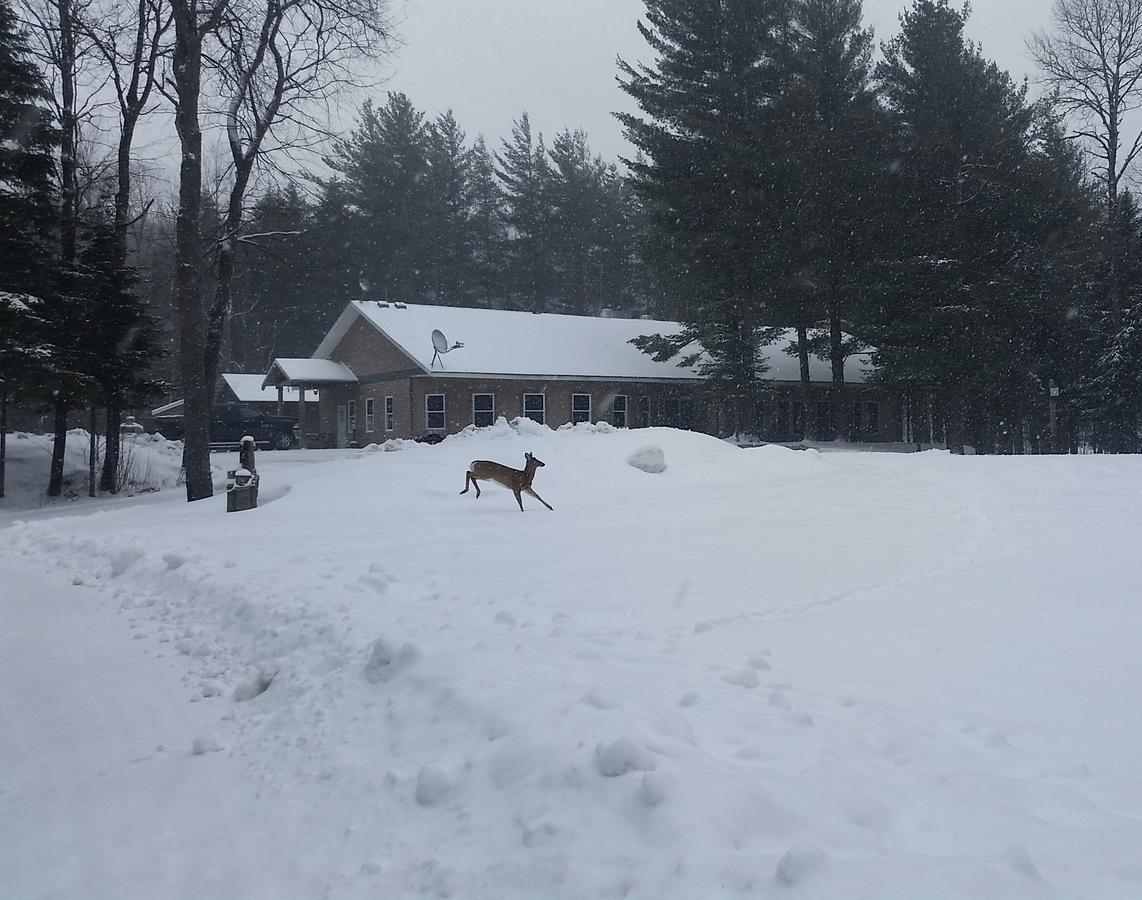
623, 0, 1142, 454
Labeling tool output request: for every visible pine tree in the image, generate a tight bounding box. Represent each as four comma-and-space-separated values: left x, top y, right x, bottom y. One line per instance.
874, 0, 1037, 452
72, 210, 162, 491
327, 94, 433, 301
468, 136, 508, 307
497, 112, 555, 311
619, 0, 795, 425
784, 0, 885, 414
0, 0, 61, 498
425, 111, 474, 305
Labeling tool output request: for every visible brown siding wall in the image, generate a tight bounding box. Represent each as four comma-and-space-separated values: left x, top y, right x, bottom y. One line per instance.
315, 315, 423, 446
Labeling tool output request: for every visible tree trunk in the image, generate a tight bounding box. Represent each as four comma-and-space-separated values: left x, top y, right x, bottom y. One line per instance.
946, 392, 966, 455
47, 397, 69, 496
100, 396, 121, 493
114, 117, 137, 263
204, 160, 254, 396
57, 0, 78, 266
88, 403, 97, 497
0, 391, 7, 498
829, 306, 847, 440
172, 0, 213, 501
796, 323, 811, 439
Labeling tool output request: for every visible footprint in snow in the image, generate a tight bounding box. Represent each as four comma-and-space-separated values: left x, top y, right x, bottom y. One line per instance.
723, 669, 760, 689
768, 690, 792, 711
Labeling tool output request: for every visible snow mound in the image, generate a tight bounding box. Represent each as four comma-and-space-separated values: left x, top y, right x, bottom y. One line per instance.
628, 445, 667, 474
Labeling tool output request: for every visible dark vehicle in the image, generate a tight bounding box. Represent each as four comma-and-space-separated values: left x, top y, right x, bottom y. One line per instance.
150, 404, 297, 451
415, 433, 445, 445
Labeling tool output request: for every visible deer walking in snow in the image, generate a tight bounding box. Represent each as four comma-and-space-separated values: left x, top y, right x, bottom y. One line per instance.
460, 452, 554, 512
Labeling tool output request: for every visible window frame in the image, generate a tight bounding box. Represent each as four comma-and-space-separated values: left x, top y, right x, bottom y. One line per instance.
347, 399, 357, 434
425, 393, 446, 431
612, 394, 628, 428
522, 392, 546, 425
571, 393, 592, 424
472, 392, 496, 428
384, 396, 395, 432
638, 396, 650, 429
365, 397, 375, 433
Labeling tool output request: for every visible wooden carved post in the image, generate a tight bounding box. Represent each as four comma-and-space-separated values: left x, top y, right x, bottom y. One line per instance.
227, 436, 259, 512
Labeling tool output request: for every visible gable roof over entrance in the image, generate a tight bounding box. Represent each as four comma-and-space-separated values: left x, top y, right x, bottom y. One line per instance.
313, 301, 871, 383
262, 357, 358, 388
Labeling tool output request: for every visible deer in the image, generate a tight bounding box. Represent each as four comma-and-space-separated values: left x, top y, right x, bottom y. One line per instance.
460, 452, 554, 512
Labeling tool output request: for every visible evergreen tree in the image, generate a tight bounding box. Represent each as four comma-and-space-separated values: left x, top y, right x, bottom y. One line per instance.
468, 136, 508, 307
326, 94, 432, 301
497, 112, 555, 310
874, 0, 1037, 452
72, 210, 162, 491
619, 0, 795, 424
425, 111, 474, 305
784, 0, 886, 414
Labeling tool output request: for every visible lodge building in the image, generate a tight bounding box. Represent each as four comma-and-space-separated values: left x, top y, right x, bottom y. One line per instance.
261, 301, 895, 448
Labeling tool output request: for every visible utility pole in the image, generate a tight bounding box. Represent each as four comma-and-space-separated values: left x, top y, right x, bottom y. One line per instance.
1049, 380, 1059, 454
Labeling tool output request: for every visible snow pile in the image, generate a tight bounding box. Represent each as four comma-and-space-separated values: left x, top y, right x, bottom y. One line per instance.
627, 444, 666, 473
3, 427, 1142, 898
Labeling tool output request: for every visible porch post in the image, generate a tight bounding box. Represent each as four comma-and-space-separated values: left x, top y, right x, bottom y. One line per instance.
298, 385, 308, 449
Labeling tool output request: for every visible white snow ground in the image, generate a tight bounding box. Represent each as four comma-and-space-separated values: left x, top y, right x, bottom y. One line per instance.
2, 420, 1141, 899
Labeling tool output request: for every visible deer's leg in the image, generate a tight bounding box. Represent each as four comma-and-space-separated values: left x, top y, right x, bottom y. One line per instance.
514, 488, 525, 512
526, 488, 554, 511
461, 471, 472, 495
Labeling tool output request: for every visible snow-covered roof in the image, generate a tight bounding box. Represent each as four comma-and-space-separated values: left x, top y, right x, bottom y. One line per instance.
315, 301, 872, 383
221, 373, 318, 404
262, 358, 358, 387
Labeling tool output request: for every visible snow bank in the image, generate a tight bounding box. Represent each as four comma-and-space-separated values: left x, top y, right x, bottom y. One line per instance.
0, 430, 214, 513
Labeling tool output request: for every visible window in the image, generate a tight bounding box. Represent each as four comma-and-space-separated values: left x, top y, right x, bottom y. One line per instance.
425, 393, 446, 431
365, 398, 375, 433
472, 393, 495, 427
523, 393, 545, 425
571, 393, 592, 424
638, 397, 650, 429
348, 400, 356, 433
384, 396, 395, 432
612, 394, 628, 428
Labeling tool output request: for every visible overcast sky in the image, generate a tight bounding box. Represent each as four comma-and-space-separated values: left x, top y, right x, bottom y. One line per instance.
380, 0, 1054, 162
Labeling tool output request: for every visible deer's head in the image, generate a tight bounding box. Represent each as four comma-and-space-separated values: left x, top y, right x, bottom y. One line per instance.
525, 452, 545, 468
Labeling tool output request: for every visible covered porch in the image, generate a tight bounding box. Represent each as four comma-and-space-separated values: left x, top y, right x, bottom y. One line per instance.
262, 358, 357, 448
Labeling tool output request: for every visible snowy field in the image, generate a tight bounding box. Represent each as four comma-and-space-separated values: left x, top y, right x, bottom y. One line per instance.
2, 421, 1141, 899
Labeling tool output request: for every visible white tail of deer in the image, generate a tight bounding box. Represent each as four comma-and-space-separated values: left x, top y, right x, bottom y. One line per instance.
460, 452, 554, 512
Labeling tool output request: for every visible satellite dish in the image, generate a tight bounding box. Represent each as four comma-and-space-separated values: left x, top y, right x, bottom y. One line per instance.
430, 329, 464, 369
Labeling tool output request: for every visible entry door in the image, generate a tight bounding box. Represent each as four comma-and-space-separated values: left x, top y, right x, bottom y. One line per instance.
336, 404, 348, 449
